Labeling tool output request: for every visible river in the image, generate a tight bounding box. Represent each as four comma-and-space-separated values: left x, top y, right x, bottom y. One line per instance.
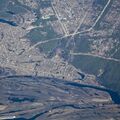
0, 18, 17, 26
0, 75, 120, 119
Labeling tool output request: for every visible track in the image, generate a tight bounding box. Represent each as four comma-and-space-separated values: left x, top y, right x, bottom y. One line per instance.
70, 52, 120, 63
24, 0, 111, 53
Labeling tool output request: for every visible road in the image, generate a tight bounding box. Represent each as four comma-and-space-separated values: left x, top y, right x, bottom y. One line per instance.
71, 11, 88, 38
52, 3, 69, 35
72, 0, 111, 36
70, 52, 120, 63
92, 0, 111, 28
24, 0, 111, 53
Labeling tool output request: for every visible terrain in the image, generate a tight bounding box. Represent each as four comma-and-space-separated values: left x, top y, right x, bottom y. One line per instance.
0, 0, 120, 119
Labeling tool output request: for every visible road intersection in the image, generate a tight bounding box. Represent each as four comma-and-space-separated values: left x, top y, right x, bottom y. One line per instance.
23, 0, 120, 63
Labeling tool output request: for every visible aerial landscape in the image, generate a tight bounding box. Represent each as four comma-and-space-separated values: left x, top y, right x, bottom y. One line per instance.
0, 0, 120, 119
